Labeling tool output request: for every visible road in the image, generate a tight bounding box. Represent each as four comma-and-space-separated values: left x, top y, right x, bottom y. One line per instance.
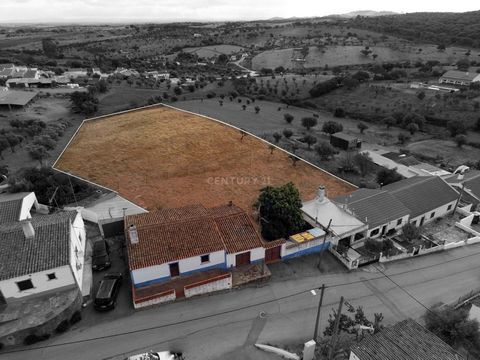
3, 244, 480, 360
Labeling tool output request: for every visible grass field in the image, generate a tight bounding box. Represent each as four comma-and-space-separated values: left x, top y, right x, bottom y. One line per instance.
55, 105, 355, 211
182, 44, 244, 58
252, 45, 480, 70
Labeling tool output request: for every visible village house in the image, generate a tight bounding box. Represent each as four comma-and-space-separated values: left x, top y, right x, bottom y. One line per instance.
0, 210, 86, 304
334, 189, 410, 239
330, 132, 362, 151
302, 186, 368, 247
382, 176, 459, 227
349, 319, 464, 360
125, 203, 266, 308
444, 169, 480, 211
439, 70, 480, 86
0, 192, 40, 225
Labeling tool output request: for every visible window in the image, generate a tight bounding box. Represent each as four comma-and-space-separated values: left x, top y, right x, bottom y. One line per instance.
430, 212, 435, 219
447, 204, 453, 211
201, 254, 210, 263
370, 228, 380, 236
397, 218, 403, 226
17, 279, 33, 291
47, 273, 56, 280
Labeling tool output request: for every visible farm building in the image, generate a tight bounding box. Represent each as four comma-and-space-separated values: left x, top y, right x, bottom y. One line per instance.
0, 210, 86, 304
54, 104, 355, 213
349, 319, 464, 360
0, 90, 37, 109
330, 132, 362, 150
439, 70, 480, 86
125, 203, 266, 308
444, 170, 480, 211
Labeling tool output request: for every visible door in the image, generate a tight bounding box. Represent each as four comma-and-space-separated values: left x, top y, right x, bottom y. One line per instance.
169, 262, 180, 277
420, 217, 425, 226
381, 225, 387, 235
265, 246, 281, 263
235, 252, 251, 266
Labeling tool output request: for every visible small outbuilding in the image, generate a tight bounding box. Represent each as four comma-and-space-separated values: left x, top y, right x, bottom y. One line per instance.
330, 132, 362, 150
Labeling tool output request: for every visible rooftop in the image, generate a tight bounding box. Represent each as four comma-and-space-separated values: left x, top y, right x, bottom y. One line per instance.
0, 90, 37, 106
331, 132, 360, 142
350, 319, 464, 360
0, 192, 31, 225
334, 189, 410, 228
383, 176, 459, 218
0, 211, 79, 280
441, 70, 479, 82
54, 105, 355, 212
125, 203, 264, 270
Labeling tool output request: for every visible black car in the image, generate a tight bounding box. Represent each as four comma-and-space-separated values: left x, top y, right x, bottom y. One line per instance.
92, 239, 111, 271
94, 273, 123, 311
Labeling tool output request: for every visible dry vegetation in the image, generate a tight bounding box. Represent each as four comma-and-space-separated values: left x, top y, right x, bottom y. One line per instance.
55, 106, 355, 211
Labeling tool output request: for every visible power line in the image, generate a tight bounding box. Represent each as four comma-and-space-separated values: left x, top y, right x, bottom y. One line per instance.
3, 248, 480, 355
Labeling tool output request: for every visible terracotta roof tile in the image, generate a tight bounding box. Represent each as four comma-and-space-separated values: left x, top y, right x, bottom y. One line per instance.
126, 204, 265, 269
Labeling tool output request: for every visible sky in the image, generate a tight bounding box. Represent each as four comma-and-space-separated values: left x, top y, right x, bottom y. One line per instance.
0, 0, 479, 23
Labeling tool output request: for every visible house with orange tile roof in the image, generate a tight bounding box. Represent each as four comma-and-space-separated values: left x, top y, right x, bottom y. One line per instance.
124, 203, 267, 308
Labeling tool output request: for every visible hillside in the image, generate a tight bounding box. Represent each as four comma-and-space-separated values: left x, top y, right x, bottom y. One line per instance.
345, 11, 480, 47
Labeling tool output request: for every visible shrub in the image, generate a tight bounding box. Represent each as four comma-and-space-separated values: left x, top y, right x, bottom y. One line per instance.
70, 311, 82, 325
282, 129, 293, 139
56, 319, 70, 333
334, 108, 345, 118
322, 121, 343, 134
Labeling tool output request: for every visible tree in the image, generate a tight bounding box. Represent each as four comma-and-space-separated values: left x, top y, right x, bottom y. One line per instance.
455, 134, 467, 148
447, 120, 467, 137
70, 91, 98, 115
322, 121, 343, 134
354, 152, 374, 177
42, 38, 58, 58
256, 182, 305, 240
301, 117, 317, 130
383, 116, 396, 129
376, 168, 403, 186
255, 106, 260, 114
315, 142, 336, 160
406, 123, 419, 135
401, 222, 421, 243
437, 44, 446, 51
5, 133, 21, 152
27, 145, 49, 165
324, 304, 383, 337
398, 133, 411, 145
272, 132, 282, 143
303, 135, 317, 149
417, 91, 426, 100
357, 122, 368, 134
334, 108, 346, 118
0, 136, 9, 159
284, 113, 294, 124
282, 129, 293, 139
424, 306, 480, 356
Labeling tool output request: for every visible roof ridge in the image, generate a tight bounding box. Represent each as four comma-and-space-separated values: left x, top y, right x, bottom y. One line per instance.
387, 176, 434, 193
347, 189, 386, 205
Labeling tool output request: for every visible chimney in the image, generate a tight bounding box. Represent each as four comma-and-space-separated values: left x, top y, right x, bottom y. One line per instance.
128, 224, 139, 244
315, 186, 326, 204
22, 221, 35, 239
457, 173, 464, 181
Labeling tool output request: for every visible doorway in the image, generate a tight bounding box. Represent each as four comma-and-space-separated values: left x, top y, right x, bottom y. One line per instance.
169, 262, 180, 277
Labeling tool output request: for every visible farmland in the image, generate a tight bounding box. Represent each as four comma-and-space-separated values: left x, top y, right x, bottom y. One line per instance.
54, 105, 355, 211
182, 44, 244, 58
252, 45, 480, 70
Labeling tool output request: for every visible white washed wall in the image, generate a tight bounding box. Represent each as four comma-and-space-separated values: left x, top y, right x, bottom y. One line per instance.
184, 275, 231, 298
19, 192, 37, 220
226, 247, 264, 267
0, 265, 75, 300
410, 201, 456, 227
132, 264, 170, 285
134, 291, 176, 309
69, 212, 86, 288
179, 250, 225, 273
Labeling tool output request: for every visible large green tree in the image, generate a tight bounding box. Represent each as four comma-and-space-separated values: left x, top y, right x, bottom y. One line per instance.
256, 182, 305, 241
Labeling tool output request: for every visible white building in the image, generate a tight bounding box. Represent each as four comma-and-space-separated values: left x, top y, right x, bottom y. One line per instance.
439, 70, 480, 86
125, 203, 265, 307
0, 210, 86, 304
382, 176, 459, 227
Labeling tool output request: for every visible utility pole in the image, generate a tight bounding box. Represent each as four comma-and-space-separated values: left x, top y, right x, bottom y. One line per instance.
328, 296, 344, 360
452, 182, 465, 214
317, 219, 332, 270
313, 284, 325, 342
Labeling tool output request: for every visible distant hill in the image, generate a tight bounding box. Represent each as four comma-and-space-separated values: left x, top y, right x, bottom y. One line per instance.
345, 11, 480, 48
333, 10, 399, 18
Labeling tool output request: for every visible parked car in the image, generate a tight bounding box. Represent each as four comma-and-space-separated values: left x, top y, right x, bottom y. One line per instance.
94, 273, 122, 311
126, 351, 183, 360
92, 239, 111, 271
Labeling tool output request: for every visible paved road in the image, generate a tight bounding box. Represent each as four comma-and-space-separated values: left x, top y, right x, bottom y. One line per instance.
3, 244, 480, 360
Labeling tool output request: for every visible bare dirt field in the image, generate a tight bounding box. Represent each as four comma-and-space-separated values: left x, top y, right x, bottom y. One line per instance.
54, 105, 355, 212
406, 139, 480, 166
